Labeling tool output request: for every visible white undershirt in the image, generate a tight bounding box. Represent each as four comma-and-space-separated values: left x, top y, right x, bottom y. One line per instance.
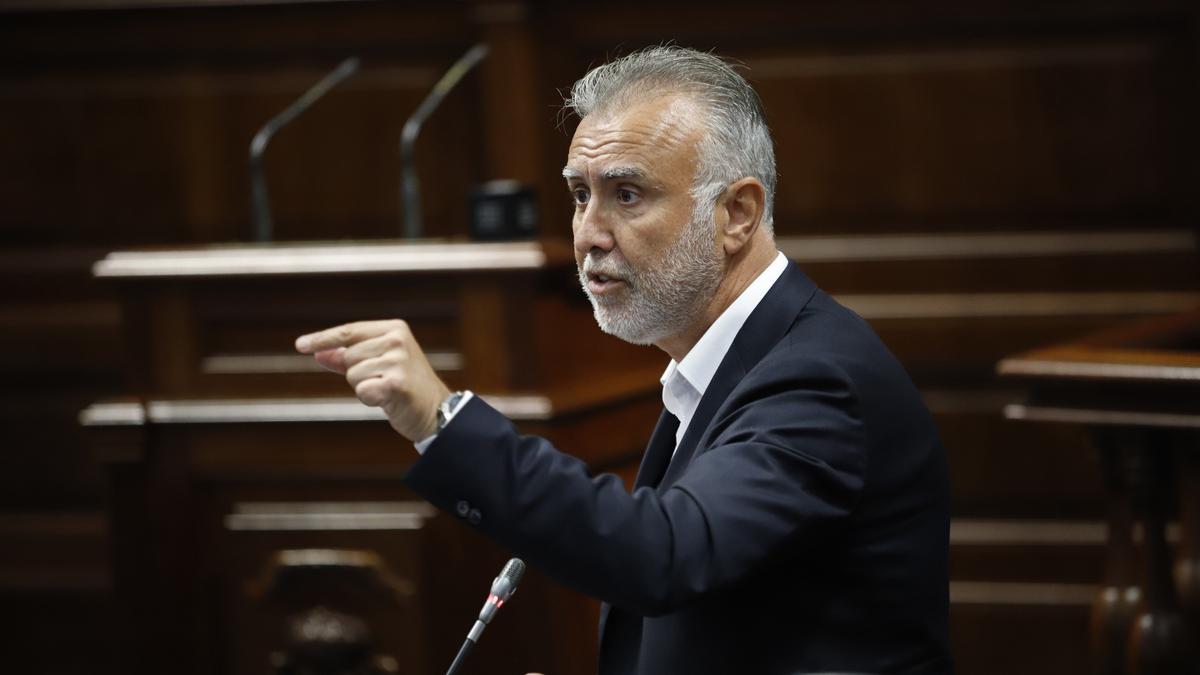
660, 251, 788, 455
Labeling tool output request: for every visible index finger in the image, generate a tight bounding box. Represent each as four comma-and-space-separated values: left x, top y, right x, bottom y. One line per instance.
295, 320, 404, 354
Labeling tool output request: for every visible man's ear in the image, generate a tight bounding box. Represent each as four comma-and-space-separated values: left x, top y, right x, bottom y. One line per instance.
718, 177, 766, 255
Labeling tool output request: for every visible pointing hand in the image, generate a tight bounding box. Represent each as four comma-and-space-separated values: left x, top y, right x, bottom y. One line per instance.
296, 320, 451, 441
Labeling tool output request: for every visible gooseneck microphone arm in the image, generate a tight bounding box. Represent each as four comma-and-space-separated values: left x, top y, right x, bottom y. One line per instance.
400, 43, 488, 240
248, 56, 361, 242
445, 557, 525, 675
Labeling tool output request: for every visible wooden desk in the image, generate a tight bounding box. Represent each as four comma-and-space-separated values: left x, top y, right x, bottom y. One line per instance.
82, 239, 663, 675
998, 311, 1200, 675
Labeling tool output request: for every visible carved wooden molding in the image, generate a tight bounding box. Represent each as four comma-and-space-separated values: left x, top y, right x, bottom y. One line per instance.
225, 501, 436, 532
841, 291, 1200, 321
80, 393, 552, 426
777, 229, 1196, 263
1005, 404, 1200, 429
93, 240, 564, 278
201, 351, 464, 375
999, 358, 1200, 383
950, 518, 1180, 546
950, 580, 1096, 607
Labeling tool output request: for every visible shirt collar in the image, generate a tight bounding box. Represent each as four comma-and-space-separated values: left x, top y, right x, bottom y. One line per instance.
660, 251, 789, 404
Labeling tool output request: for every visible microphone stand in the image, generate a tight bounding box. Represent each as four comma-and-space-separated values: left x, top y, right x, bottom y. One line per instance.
445, 639, 475, 675
399, 43, 489, 240
249, 56, 360, 242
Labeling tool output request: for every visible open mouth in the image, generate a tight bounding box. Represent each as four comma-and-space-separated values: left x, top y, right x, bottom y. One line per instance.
586, 271, 627, 295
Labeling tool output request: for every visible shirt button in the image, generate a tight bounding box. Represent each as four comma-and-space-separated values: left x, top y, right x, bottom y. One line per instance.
467, 508, 483, 525
456, 500, 470, 517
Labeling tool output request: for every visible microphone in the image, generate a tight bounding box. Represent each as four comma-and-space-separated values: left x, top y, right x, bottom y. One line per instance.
248, 56, 360, 242
400, 43, 488, 239
445, 557, 525, 675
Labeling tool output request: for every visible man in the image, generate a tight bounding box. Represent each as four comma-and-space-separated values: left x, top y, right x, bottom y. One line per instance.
296, 46, 951, 674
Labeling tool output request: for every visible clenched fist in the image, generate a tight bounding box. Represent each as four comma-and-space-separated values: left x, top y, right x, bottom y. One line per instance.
295, 320, 451, 442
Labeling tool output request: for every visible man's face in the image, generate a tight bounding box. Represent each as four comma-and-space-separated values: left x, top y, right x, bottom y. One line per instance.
564, 94, 724, 345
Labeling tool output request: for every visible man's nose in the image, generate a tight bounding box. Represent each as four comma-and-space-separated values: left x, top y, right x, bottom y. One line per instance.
573, 202, 616, 255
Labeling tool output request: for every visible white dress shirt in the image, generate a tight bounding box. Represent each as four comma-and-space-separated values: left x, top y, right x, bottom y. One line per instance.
660, 251, 788, 454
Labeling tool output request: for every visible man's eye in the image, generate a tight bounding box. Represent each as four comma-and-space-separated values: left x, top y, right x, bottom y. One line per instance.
616, 189, 637, 204
572, 188, 590, 205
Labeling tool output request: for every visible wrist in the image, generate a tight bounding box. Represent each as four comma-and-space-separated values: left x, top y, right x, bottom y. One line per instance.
436, 390, 466, 431
411, 388, 449, 442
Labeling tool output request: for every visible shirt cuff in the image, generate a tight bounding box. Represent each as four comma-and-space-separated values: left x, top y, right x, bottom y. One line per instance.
413, 390, 475, 455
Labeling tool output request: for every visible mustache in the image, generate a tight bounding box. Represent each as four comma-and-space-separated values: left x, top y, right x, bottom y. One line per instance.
581, 252, 635, 280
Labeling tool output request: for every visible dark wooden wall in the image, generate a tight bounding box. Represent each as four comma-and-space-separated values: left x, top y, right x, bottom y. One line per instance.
2, 0, 1198, 673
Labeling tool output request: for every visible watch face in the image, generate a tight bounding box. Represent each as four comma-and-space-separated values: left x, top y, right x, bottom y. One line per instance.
438, 392, 464, 429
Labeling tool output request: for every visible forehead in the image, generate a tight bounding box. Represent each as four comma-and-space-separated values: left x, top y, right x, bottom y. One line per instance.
565, 94, 705, 183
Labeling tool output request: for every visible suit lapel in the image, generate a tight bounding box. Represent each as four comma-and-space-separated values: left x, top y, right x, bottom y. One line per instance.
633, 410, 680, 490
658, 261, 818, 490
658, 350, 746, 490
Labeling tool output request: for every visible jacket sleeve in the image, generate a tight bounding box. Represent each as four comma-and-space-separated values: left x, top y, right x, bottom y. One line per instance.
402, 355, 866, 616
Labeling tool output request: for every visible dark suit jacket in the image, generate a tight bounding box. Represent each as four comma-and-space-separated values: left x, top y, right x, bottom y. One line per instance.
405, 261, 952, 674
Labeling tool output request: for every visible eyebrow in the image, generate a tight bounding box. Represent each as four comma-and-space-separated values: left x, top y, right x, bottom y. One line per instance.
602, 166, 646, 181
561, 165, 647, 181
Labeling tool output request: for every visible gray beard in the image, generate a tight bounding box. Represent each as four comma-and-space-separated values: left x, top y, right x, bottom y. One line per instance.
578, 205, 724, 345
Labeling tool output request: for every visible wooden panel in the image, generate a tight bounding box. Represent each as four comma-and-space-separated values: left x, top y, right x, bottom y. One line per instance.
755, 39, 1178, 232
540, 2, 1197, 235
786, 230, 1200, 293
0, 247, 125, 506
951, 601, 1092, 675
219, 506, 437, 675
865, 298, 1199, 385
193, 276, 464, 395
0, 511, 110, 591
0, 590, 118, 672
931, 393, 1106, 518
0, 2, 484, 245
0, 512, 116, 674
0, 248, 123, 380
0, 393, 113, 508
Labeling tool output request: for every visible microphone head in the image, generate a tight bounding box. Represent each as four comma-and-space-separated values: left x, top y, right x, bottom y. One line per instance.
501, 558, 526, 585
490, 558, 526, 600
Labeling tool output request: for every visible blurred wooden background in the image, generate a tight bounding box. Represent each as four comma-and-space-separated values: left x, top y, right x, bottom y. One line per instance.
1, 0, 1198, 673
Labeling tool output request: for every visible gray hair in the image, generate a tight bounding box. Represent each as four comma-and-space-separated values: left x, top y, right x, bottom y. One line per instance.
564, 45, 777, 234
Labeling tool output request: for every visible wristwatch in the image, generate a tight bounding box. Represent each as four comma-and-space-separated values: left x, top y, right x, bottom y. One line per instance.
437, 390, 467, 431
